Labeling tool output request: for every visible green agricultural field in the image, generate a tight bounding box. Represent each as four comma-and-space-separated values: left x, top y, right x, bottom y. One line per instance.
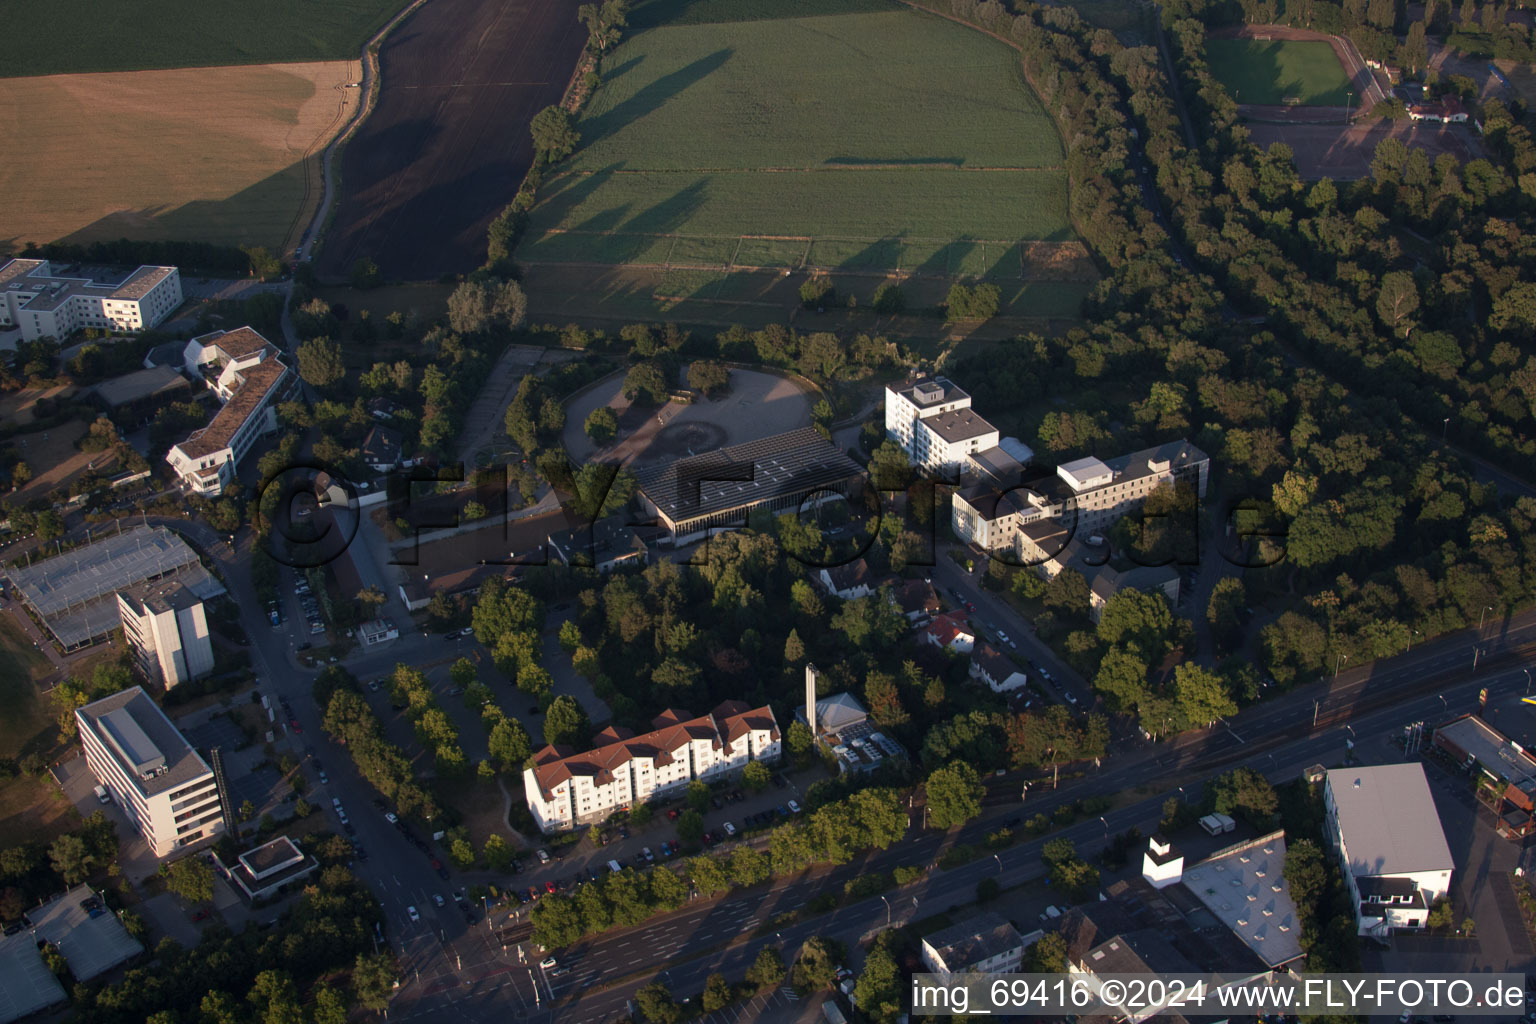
519, 0, 1080, 309
0, 0, 410, 76
1205, 38, 1354, 106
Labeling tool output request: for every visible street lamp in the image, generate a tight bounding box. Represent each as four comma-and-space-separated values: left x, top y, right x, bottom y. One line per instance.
993, 854, 1003, 875
1334, 653, 1348, 679
1525, 668, 1532, 696
880, 894, 892, 926
1479, 605, 1494, 637
1408, 629, 1419, 653
1443, 417, 1451, 441
1438, 694, 1448, 714
1099, 815, 1109, 840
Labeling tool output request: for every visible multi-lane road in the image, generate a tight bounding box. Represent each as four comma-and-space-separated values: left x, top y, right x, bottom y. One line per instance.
145, 508, 1536, 1021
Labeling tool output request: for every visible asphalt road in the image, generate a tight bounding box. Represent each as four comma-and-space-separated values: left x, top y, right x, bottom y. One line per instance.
135, 512, 1536, 1021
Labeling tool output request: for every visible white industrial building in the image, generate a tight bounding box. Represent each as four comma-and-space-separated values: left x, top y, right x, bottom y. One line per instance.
0, 260, 181, 342
166, 327, 296, 496
116, 580, 213, 689
1324, 764, 1454, 936
75, 687, 225, 858
524, 701, 780, 832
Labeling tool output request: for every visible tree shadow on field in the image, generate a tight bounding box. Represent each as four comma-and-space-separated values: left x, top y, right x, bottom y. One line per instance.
601, 55, 645, 83
619, 178, 708, 236
577, 49, 733, 147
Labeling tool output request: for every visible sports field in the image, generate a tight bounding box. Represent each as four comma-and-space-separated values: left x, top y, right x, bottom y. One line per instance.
1206, 38, 1354, 106
0, 62, 361, 253
0, 0, 408, 76
518, 0, 1077, 299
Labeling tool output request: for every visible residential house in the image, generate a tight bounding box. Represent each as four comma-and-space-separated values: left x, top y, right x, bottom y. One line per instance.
969, 643, 1027, 693
818, 558, 874, 600
920, 611, 974, 653
920, 912, 1027, 974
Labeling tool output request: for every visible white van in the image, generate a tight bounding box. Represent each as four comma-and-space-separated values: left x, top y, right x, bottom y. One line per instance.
93, 785, 110, 804
608, 859, 623, 874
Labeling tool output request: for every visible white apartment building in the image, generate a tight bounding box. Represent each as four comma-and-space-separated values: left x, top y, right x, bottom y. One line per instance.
953, 440, 1210, 565
1325, 764, 1454, 936
525, 702, 780, 833
166, 327, 296, 496
884, 378, 1000, 475
0, 259, 182, 342
116, 581, 213, 690
920, 912, 1027, 974
76, 687, 225, 858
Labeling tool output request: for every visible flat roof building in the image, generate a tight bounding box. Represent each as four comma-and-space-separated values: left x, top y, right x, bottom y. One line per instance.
1434, 713, 1536, 838
884, 377, 999, 475
90, 364, 192, 413
4, 526, 223, 650
76, 687, 225, 858
215, 836, 319, 901
797, 667, 905, 774
25, 884, 144, 982
1324, 764, 1453, 936
0, 932, 66, 1023
634, 427, 863, 545
117, 580, 213, 690
0, 260, 182, 342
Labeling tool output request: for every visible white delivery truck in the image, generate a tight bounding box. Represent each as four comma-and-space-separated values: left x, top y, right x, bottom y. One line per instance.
1198, 812, 1236, 835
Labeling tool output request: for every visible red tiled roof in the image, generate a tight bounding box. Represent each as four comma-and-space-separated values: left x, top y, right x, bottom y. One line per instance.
530, 702, 779, 800
923, 611, 973, 647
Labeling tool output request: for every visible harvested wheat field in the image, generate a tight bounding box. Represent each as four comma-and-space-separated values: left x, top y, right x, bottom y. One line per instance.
0, 61, 361, 253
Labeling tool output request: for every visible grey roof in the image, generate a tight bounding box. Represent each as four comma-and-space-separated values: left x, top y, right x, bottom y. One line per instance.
239, 835, 305, 878
118, 579, 202, 617
0, 932, 66, 1023
76, 687, 212, 799
28, 884, 144, 981
1434, 714, 1536, 785
921, 408, 997, 444
954, 482, 1032, 522
634, 427, 862, 527
1326, 764, 1453, 877
1101, 439, 1209, 485
143, 341, 185, 369
894, 377, 968, 408
969, 445, 1026, 485
1181, 831, 1305, 968
922, 912, 1023, 970
1089, 564, 1180, 603
90, 365, 189, 408
803, 692, 868, 735
6, 527, 201, 619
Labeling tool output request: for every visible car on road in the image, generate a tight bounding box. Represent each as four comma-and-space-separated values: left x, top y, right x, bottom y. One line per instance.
722, 821, 737, 837
540, 956, 558, 969
1065, 692, 1078, 706
385, 812, 398, 824
453, 889, 466, 904
317, 770, 328, 784
407, 906, 420, 923
550, 965, 571, 977
432, 894, 445, 908
537, 848, 551, 864
435, 865, 450, 881
367, 680, 380, 691
788, 800, 802, 814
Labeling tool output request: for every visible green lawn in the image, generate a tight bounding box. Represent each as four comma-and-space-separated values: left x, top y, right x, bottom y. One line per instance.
520, 2, 1073, 277
1205, 38, 1355, 106
0, 0, 410, 76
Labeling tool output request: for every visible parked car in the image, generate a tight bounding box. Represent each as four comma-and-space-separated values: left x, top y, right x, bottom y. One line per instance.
540, 956, 558, 970
722, 821, 737, 837
432, 894, 445, 908
385, 812, 398, 824
537, 848, 551, 864
788, 800, 802, 814
407, 906, 420, 923
641, 847, 655, 863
